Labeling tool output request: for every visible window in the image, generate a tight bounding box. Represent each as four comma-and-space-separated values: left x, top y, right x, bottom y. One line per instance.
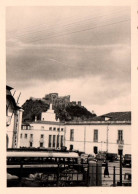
22, 126, 26, 130
40, 142, 43, 147
93, 146, 98, 154
70, 129, 74, 141
61, 135, 64, 147
41, 134, 44, 138
20, 134, 22, 138
53, 135, 56, 147
70, 144, 73, 150
49, 127, 52, 131
30, 142, 33, 147
57, 135, 60, 147
49, 135, 52, 148
118, 130, 123, 141
61, 128, 64, 132
30, 134, 33, 138
53, 127, 56, 131
25, 134, 27, 139
94, 129, 98, 142
26, 126, 30, 130
57, 128, 60, 132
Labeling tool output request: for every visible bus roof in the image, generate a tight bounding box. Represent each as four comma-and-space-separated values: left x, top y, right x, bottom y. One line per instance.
7, 151, 79, 158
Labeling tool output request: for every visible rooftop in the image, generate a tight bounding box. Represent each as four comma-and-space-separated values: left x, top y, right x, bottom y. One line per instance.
65, 111, 131, 125
6, 85, 13, 91
27, 120, 65, 125
92, 111, 131, 122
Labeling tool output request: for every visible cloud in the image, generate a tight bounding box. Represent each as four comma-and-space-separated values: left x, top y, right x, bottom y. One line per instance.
7, 43, 130, 87
6, 6, 131, 115
15, 77, 130, 116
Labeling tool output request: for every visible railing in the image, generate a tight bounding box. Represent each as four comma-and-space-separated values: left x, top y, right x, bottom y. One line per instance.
7, 163, 88, 187
7, 160, 131, 187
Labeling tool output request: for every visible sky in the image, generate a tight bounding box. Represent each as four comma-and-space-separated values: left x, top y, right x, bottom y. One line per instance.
6, 6, 131, 116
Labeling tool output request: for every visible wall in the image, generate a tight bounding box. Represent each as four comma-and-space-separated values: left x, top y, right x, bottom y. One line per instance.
6, 98, 16, 148
20, 122, 65, 149
6, 93, 23, 148
65, 122, 131, 155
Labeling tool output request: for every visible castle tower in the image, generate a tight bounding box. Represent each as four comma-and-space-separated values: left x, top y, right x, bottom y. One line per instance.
41, 103, 58, 122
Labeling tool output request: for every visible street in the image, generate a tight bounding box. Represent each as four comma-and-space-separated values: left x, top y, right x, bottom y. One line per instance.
102, 161, 131, 186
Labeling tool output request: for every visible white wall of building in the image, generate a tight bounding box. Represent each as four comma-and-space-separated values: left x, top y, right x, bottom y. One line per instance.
41, 104, 59, 122
65, 122, 131, 155
6, 91, 23, 148
6, 99, 18, 148
20, 122, 65, 149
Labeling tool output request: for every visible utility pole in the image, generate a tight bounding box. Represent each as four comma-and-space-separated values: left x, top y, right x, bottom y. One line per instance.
106, 124, 109, 152
84, 125, 86, 153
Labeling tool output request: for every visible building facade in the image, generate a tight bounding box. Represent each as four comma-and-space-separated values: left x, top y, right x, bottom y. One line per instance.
6, 85, 23, 148
20, 104, 65, 149
64, 112, 131, 155
19, 109, 131, 155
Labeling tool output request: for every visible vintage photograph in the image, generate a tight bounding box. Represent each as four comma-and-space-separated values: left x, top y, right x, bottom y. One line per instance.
6, 6, 131, 187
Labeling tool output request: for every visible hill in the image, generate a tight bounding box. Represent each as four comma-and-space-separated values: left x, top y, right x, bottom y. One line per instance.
22, 98, 96, 122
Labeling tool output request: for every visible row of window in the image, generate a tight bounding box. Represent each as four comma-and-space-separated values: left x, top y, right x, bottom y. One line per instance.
49, 127, 64, 132
48, 135, 64, 148
21, 125, 64, 131
70, 129, 124, 142
21, 129, 124, 143
26, 135, 64, 148
22, 126, 33, 130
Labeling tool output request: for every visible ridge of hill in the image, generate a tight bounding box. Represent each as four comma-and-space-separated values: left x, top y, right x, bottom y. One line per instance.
22, 98, 96, 122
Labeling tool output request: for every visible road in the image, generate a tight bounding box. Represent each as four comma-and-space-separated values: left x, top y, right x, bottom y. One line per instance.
102, 161, 131, 186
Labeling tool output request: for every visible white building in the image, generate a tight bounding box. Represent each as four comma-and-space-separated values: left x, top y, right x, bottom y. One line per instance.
20, 105, 64, 149
6, 85, 23, 148
64, 112, 131, 155
20, 108, 131, 155
41, 104, 59, 122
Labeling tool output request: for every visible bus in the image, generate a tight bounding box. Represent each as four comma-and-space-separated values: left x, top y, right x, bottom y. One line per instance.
7, 149, 80, 165
7, 149, 87, 186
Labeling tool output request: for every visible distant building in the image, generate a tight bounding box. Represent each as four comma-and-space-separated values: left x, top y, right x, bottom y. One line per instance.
43, 93, 82, 108
20, 108, 131, 155
20, 104, 64, 149
43, 93, 70, 108
41, 104, 59, 122
64, 112, 131, 155
6, 85, 23, 148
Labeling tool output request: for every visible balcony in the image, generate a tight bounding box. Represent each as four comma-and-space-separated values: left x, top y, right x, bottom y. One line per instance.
6, 116, 11, 126
117, 139, 124, 144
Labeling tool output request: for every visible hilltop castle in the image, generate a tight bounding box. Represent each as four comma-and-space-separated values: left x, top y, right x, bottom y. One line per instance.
43, 93, 82, 108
